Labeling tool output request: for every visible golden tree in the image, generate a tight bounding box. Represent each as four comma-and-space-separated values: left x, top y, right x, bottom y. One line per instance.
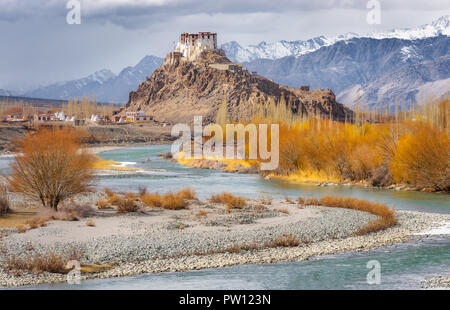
9, 128, 95, 210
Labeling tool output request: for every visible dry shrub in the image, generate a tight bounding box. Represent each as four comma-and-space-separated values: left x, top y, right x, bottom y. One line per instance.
103, 188, 115, 198
285, 196, 294, 204
210, 192, 247, 209
195, 210, 208, 217
125, 192, 137, 200
319, 195, 397, 235
159, 192, 188, 210
9, 128, 95, 210
177, 188, 197, 200
266, 234, 300, 247
297, 197, 320, 207
96, 199, 112, 210
116, 198, 139, 213
4, 246, 85, 274
140, 188, 195, 210
276, 207, 290, 214
106, 194, 122, 205
86, 219, 95, 227
141, 193, 162, 208
24, 202, 94, 228
260, 197, 272, 205
255, 204, 266, 213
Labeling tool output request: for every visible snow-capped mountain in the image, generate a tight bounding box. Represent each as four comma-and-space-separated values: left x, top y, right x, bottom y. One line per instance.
0, 89, 13, 96
222, 15, 450, 63
26, 69, 116, 100
243, 35, 449, 108
25, 56, 163, 103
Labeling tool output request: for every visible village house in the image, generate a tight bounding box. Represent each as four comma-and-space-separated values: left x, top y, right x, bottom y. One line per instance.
125, 111, 152, 123
5, 114, 28, 122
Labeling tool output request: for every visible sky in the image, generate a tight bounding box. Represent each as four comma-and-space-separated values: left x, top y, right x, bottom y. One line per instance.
0, 0, 449, 91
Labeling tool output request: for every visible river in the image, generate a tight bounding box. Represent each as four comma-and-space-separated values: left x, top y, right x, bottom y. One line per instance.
2, 145, 449, 289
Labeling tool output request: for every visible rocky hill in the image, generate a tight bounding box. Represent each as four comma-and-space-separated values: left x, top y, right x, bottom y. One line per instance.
126, 50, 352, 124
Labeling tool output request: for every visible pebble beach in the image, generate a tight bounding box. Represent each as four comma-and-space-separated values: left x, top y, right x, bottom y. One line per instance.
1, 193, 449, 288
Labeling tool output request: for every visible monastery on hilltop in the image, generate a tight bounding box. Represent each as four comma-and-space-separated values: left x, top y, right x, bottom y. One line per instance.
166, 32, 218, 64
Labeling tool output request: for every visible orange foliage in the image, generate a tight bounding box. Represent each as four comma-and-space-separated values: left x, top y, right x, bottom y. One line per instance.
9, 128, 95, 210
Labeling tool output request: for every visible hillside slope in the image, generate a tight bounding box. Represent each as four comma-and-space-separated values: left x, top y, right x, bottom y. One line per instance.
126, 50, 352, 124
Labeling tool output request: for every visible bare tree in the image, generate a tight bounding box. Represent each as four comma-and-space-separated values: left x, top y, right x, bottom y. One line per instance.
9, 128, 95, 210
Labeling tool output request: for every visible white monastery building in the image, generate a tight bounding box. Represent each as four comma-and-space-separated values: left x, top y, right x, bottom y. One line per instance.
174, 32, 217, 61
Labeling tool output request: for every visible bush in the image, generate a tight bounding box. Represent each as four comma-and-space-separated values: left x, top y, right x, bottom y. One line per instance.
96, 199, 112, 210
4, 246, 85, 274
210, 192, 247, 209
140, 188, 195, 210
116, 198, 139, 213
319, 195, 397, 235
266, 234, 300, 247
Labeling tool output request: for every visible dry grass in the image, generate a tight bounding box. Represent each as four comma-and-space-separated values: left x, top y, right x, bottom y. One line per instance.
266, 234, 301, 247
16, 202, 94, 231
140, 188, 195, 210
96, 199, 113, 210
259, 197, 272, 205
86, 219, 95, 227
103, 188, 115, 198
4, 246, 85, 274
275, 207, 290, 215
177, 188, 198, 200
116, 198, 139, 214
106, 194, 122, 205
285, 196, 295, 204
297, 197, 320, 207
195, 210, 208, 218
210, 192, 247, 209
319, 196, 397, 235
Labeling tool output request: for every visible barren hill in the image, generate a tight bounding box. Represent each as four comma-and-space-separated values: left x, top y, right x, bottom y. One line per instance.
126, 49, 352, 124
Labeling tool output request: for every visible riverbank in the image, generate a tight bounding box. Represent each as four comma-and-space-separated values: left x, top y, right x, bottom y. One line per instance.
0, 192, 448, 288
173, 154, 449, 194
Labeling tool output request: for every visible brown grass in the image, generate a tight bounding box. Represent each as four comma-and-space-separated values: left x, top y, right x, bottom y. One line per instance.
103, 188, 115, 198
285, 196, 295, 204
265, 234, 300, 247
195, 210, 208, 218
177, 188, 198, 200
96, 199, 113, 210
319, 196, 397, 235
116, 198, 139, 214
140, 188, 195, 210
4, 245, 85, 274
275, 207, 290, 215
297, 197, 320, 207
106, 194, 122, 205
210, 192, 247, 209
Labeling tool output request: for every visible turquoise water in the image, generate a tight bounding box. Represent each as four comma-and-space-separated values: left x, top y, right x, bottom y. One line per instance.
2, 145, 449, 289
19, 236, 450, 290
96, 145, 450, 214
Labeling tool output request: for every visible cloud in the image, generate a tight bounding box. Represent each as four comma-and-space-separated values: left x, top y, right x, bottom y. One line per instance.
2, 0, 448, 27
